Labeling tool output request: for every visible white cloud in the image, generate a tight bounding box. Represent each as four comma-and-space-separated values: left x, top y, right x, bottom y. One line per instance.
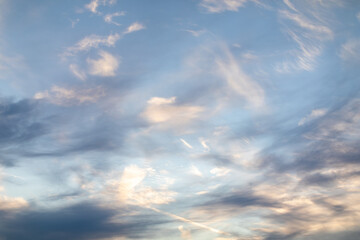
65, 33, 121, 56
85, 0, 100, 13
305, 99, 360, 140
180, 138, 193, 149
178, 225, 192, 240
69, 64, 86, 81
340, 38, 360, 62
298, 108, 327, 126
276, 0, 336, 72
115, 165, 177, 206
184, 29, 205, 37
357, 12, 360, 21
104, 11, 125, 26
87, 50, 119, 77
210, 167, 231, 177
85, 0, 116, 14
124, 22, 145, 34
199, 137, 210, 151
200, 0, 249, 13
142, 97, 204, 128
215, 46, 265, 108
280, 10, 332, 37
190, 165, 203, 177
34, 85, 105, 106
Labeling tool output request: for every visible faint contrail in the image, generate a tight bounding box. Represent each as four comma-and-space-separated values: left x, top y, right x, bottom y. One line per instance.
147, 206, 231, 236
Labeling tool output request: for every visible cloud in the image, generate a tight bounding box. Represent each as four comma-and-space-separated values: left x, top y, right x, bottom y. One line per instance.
184, 29, 206, 37
210, 167, 231, 177
0, 170, 28, 210
340, 38, 360, 63
190, 165, 203, 177
104, 11, 125, 26
180, 138, 193, 149
304, 99, 360, 141
276, 0, 336, 72
200, 0, 249, 13
87, 51, 119, 77
85, 0, 116, 14
0, 202, 168, 240
124, 22, 145, 34
178, 225, 192, 239
34, 85, 105, 106
65, 33, 121, 56
298, 108, 327, 126
0, 195, 28, 210
0, 99, 47, 165
199, 138, 210, 152
142, 97, 204, 129
109, 165, 177, 207
69, 64, 86, 81
215, 45, 265, 108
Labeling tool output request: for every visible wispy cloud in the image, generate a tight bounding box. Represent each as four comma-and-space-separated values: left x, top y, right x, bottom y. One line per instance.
142, 97, 204, 129
276, 0, 336, 72
104, 11, 125, 26
200, 0, 249, 13
178, 225, 192, 239
340, 38, 360, 62
298, 108, 327, 126
210, 167, 231, 177
64, 33, 121, 56
87, 50, 119, 77
184, 29, 206, 37
190, 165, 203, 177
110, 165, 177, 206
124, 22, 145, 34
34, 85, 105, 106
180, 138, 193, 149
85, 0, 116, 14
69, 64, 86, 80
199, 137, 210, 152
215, 45, 265, 108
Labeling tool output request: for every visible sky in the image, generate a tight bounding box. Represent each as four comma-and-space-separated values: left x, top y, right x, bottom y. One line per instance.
0, 0, 360, 239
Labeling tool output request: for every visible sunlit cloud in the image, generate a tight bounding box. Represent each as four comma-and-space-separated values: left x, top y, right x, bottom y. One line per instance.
85, 0, 116, 14
64, 33, 121, 56
200, 0, 249, 13
87, 50, 119, 77
215, 45, 265, 108
124, 22, 145, 34
104, 11, 125, 26
298, 108, 327, 126
210, 167, 231, 177
69, 64, 86, 81
276, 0, 336, 72
142, 96, 204, 129
1, 1, 359, 239
178, 225, 192, 239
190, 165, 203, 177
34, 85, 105, 106
180, 138, 193, 149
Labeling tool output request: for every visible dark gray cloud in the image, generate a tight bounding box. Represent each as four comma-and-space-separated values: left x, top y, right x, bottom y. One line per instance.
0, 99, 46, 145
0, 98, 47, 166
0, 202, 170, 240
202, 191, 279, 209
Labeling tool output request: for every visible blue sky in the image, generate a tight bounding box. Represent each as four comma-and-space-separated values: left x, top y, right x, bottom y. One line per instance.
1, 0, 360, 239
